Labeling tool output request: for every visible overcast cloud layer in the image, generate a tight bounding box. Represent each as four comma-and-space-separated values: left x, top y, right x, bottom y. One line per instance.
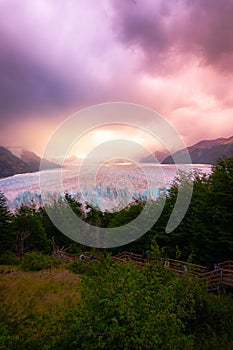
0, 0, 232, 155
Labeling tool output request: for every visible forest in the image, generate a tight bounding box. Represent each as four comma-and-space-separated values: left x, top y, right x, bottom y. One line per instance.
0, 156, 233, 349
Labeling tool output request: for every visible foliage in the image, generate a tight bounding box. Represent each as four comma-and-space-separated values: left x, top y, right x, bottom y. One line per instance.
55, 261, 191, 349
1, 156, 233, 349
38, 206, 81, 253
0, 251, 20, 266
150, 157, 233, 265
0, 258, 233, 349
12, 206, 50, 256
0, 155, 233, 266
0, 191, 14, 254
21, 252, 60, 271
55, 259, 233, 350
207, 157, 233, 261
67, 259, 100, 276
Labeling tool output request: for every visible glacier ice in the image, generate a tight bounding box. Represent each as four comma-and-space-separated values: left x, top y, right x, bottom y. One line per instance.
0, 164, 211, 211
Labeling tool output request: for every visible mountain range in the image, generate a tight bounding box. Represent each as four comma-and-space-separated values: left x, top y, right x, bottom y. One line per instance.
140, 136, 233, 164
1, 135, 233, 178
140, 150, 169, 163
162, 136, 233, 164
0, 146, 59, 178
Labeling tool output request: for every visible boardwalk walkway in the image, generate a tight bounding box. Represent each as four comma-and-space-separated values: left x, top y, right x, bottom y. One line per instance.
52, 250, 233, 292
113, 252, 233, 292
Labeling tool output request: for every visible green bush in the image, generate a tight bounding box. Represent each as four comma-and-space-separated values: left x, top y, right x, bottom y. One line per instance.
21, 252, 60, 271
68, 260, 99, 276
56, 259, 233, 350
0, 251, 20, 265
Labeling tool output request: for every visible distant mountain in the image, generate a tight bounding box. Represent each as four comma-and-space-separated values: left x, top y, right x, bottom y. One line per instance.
0, 146, 31, 178
0, 146, 60, 178
162, 136, 233, 164
21, 150, 59, 172
63, 156, 83, 166
140, 150, 169, 163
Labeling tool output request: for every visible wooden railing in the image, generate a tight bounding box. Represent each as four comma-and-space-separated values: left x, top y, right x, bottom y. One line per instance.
222, 269, 233, 288
112, 252, 233, 292
163, 258, 206, 275
113, 252, 206, 274
112, 252, 145, 266
53, 249, 233, 291
199, 270, 222, 291
198, 269, 233, 291
219, 261, 233, 271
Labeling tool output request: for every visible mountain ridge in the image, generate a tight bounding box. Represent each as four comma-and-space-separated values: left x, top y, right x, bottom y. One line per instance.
0, 146, 59, 178
162, 136, 233, 164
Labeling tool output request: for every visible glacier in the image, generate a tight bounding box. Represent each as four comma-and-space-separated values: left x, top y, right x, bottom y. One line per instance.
0, 163, 212, 211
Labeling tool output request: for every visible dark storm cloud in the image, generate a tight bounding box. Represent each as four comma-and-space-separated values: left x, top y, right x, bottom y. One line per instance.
0, 0, 232, 154
111, 0, 174, 74
112, 0, 233, 74
0, 0, 115, 122
185, 0, 233, 71
0, 31, 90, 121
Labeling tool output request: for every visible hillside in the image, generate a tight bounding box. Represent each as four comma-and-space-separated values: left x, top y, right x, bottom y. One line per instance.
0, 146, 31, 178
162, 136, 233, 164
140, 150, 169, 163
0, 146, 60, 178
21, 150, 60, 172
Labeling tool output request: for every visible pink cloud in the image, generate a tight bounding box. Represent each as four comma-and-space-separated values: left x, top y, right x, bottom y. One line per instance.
0, 0, 232, 155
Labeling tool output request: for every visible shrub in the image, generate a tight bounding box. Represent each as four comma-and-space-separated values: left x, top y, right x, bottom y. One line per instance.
0, 251, 20, 265
21, 252, 60, 271
68, 260, 99, 276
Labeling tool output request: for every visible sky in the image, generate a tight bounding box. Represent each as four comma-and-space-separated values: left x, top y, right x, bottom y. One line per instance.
0, 0, 233, 159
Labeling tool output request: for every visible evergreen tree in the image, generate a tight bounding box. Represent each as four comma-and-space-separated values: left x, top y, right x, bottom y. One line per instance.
208, 157, 233, 261
12, 206, 50, 256
0, 191, 14, 254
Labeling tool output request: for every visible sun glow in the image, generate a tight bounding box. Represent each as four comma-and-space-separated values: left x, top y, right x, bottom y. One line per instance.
66, 124, 166, 162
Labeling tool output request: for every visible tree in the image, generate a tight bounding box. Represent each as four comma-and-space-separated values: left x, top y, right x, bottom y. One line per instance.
12, 206, 50, 256
38, 206, 78, 253
0, 191, 14, 254
207, 157, 233, 261
56, 255, 233, 350
58, 258, 196, 349
151, 157, 233, 264
150, 171, 213, 264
